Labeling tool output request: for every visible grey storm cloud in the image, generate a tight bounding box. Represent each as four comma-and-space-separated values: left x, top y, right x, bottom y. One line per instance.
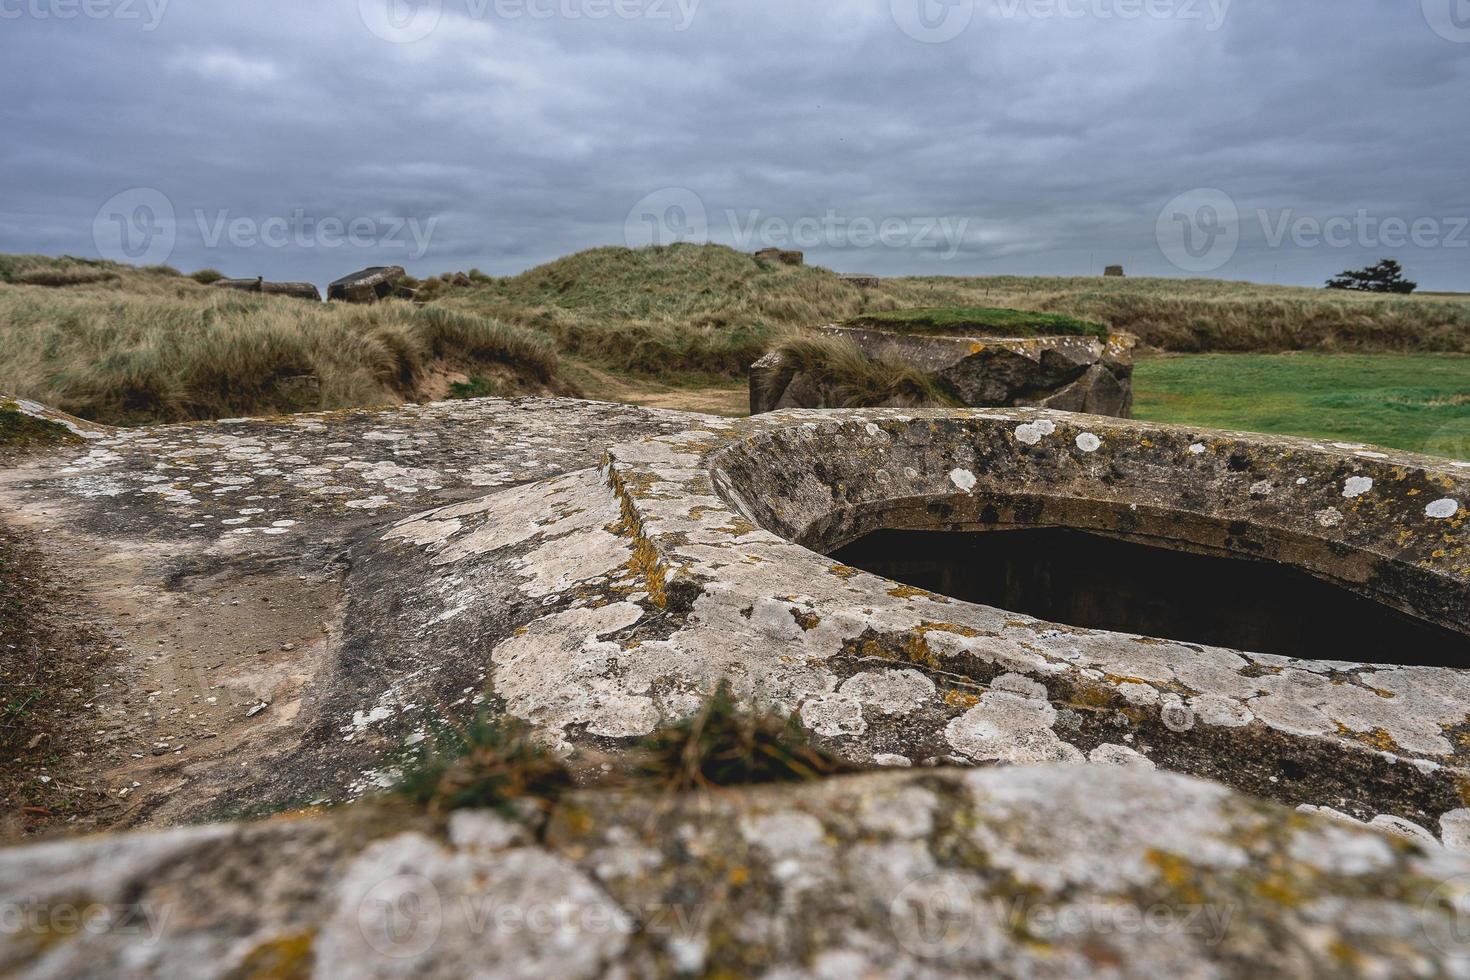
0, 0, 1467, 290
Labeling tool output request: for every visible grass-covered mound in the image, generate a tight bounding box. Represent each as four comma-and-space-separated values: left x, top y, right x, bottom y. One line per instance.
425, 243, 868, 378
0, 267, 571, 425
846, 306, 1109, 340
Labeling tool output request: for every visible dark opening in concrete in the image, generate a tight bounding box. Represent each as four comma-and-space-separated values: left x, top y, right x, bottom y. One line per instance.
830, 528, 1468, 665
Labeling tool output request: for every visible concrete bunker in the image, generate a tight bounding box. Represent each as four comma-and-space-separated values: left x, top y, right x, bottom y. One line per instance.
711, 414, 1468, 668
830, 527, 1465, 664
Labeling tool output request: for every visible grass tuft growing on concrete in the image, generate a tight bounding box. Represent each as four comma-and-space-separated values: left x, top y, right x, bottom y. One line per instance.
630, 682, 855, 792
758, 335, 956, 408
392, 716, 573, 818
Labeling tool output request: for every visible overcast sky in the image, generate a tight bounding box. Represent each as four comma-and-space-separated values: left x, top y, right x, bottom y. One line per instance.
2, 0, 1468, 290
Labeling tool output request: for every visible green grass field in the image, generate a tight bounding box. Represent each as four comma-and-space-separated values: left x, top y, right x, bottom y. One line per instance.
1134, 354, 1470, 460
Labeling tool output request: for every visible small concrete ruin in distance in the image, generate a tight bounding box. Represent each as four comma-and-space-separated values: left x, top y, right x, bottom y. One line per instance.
1, 394, 1468, 976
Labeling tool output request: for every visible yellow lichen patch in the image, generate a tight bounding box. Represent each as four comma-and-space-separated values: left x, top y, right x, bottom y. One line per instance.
232, 931, 316, 980
945, 689, 980, 709
791, 609, 821, 631
829, 564, 860, 581
888, 584, 938, 601
624, 536, 670, 609
900, 634, 945, 670
1336, 725, 1399, 753
1145, 849, 1203, 905
1328, 940, 1365, 970
1253, 872, 1304, 908
1069, 685, 1119, 710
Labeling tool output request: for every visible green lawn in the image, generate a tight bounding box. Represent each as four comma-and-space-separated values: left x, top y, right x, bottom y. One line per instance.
1133, 353, 1470, 461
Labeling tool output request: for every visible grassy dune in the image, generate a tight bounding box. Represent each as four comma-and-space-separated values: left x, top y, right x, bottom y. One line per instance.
3, 245, 1468, 427
421, 244, 1470, 378
0, 258, 570, 425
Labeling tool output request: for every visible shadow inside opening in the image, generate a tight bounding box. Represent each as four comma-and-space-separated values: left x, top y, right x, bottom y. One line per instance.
829, 527, 1468, 666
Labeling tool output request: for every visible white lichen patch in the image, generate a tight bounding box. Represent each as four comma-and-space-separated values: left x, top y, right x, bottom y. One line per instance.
949, 468, 977, 492
1425, 498, 1460, 520
1343, 476, 1374, 499
945, 685, 1082, 766
1075, 432, 1102, 453
1014, 420, 1056, 445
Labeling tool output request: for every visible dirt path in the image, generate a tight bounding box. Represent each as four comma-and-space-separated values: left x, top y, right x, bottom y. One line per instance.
0, 495, 345, 836
569, 363, 749, 417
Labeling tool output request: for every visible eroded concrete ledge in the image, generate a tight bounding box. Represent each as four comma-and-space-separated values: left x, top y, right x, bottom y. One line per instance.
3, 767, 1468, 978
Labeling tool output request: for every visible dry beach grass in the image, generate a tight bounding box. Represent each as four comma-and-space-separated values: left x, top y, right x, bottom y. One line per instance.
2, 245, 1468, 425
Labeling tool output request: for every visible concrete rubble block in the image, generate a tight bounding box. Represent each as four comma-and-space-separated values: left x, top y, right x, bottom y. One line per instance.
751, 323, 1135, 418
754, 248, 804, 267
327, 266, 410, 304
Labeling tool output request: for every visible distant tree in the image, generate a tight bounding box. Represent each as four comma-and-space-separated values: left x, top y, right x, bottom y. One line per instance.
1326, 259, 1417, 294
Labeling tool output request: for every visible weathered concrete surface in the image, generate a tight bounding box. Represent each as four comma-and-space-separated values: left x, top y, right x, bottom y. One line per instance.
4, 397, 1468, 844
4, 396, 1470, 975
751, 325, 1135, 417
0, 397, 701, 830
4, 766, 1469, 978
359, 408, 1470, 849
